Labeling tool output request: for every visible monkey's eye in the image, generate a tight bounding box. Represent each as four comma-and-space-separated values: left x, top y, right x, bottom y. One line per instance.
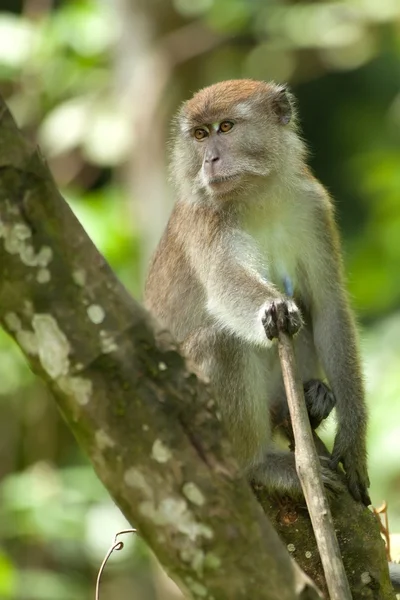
219, 121, 234, 133
194, 128, 208, 141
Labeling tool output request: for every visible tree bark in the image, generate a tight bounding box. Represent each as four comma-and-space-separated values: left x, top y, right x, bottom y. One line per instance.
0, 98, 395, 600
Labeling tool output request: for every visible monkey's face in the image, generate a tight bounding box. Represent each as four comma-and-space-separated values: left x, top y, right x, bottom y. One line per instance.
173, 79, 296, 198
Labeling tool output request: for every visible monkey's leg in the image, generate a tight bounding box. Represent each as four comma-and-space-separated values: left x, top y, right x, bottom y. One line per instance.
184, 327, 341, 498
183, 326, 272, 468
262, 325, 341, 496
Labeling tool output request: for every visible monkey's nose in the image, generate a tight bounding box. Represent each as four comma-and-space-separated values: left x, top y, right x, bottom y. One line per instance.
205, 155, 220, 164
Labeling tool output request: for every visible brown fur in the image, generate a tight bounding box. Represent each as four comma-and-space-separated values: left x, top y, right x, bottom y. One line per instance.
182, 80, 275, 126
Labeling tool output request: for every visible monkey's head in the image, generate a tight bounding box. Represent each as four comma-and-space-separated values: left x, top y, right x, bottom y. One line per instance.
172, 79, 304, 199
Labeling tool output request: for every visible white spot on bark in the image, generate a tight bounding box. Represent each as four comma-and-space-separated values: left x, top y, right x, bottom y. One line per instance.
2, 222, 31, 253
124, 469, 213, 553
3, 307, 93, 407
139, 497, 213, 543
151, 440, 172, 463
35, 246, 53, 267
37, 268, 51, 283
142, 424, 149, 432
0, 220, 53, 268
124, 468, 154, 499
23, 300, 34, 316
5, 312, 38, 355
100, 330, 117, 353
96, 429, 115, 450
180, 548, 205, 575
87, 304, 105, 324
4, 312, 21, 332
185, 578, 207, 598
287, 543, 296, 552
72, 269, 86, 286
58, 375, 92, 406
305, 551, 312, 559
16, 330, 38, 356
32, 314, 70, 379
182, 483, 205, 507
158, 361, 167, 371
361, 571, 371, 585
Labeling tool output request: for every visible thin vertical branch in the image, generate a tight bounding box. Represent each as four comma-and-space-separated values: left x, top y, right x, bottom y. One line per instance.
278, 330, 352, 600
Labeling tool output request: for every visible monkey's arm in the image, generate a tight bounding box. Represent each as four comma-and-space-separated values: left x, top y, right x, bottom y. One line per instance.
310, 205, 370, 505
203, 249, 282, 346
186, 224, 288, 347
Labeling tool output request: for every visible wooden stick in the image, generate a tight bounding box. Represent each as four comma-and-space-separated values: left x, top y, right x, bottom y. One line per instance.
278, 330, 352, 600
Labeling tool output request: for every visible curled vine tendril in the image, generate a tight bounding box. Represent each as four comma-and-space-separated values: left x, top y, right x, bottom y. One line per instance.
95, 528, 137, 600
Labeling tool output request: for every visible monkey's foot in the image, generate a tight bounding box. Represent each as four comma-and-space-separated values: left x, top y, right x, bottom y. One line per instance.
262, 298, 302, 340
250, 451, 343, 500
319, 458, 345, 496
304, 379, 336, 429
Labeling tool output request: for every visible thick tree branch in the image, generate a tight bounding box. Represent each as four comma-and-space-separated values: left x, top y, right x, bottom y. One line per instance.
0, 98, 395, 600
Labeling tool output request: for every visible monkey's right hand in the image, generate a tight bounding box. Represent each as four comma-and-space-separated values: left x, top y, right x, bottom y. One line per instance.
261, 298, 303, 341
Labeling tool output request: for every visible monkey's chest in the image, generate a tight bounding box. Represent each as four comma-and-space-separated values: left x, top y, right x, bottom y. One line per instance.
248, 224, 300, 297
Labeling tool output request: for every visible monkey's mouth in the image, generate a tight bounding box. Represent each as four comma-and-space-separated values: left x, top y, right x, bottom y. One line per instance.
208, 174, 241, 186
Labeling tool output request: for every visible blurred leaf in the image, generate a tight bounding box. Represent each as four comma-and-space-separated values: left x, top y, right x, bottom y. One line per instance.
16, 569, 85, 600
48, 0, 119, 57
206, 0, 250, 33
83, 104, 132, 166
39, 97, 90, 155
0, 15, 35, 68
0, 551, 16, 598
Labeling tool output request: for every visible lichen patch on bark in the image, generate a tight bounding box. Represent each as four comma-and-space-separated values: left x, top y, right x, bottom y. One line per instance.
32, 314, 70, 379
87, 304, 105, 324
151, 439, 172, 463
183, 482, 205, 507
95, 429, 116, 450
0, 219, 53, 271
58, 375, 93, 406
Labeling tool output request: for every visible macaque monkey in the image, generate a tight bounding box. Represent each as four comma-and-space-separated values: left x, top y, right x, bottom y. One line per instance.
145, 79, 370, 505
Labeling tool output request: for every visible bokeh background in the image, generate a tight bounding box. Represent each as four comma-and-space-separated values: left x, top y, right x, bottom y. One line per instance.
0, 0, 400, 598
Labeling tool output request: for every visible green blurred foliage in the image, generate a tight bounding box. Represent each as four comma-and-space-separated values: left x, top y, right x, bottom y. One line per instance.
0, 0, 399, 597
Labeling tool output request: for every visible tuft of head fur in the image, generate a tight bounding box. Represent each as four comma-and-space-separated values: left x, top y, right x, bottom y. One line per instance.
171, 79, 306, 200
179, 79, 296, 131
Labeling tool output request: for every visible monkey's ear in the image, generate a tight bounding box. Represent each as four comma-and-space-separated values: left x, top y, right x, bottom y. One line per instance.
272, 85, 292, 125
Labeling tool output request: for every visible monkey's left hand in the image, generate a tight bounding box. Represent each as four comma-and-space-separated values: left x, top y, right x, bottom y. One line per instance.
330, 436, 371, 506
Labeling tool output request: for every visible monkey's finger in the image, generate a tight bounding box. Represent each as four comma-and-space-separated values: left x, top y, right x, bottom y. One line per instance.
275, 300, 288, 332
262, 310, 279, 340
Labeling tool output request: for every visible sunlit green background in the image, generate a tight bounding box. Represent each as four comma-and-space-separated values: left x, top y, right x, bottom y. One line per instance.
0, 0, 400, 598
